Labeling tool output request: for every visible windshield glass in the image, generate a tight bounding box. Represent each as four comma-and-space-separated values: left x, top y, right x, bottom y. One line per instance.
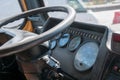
0, 0, 23, 28
67, 0, 87, 12
0, 0, 22, 20
82, 0, 120, 7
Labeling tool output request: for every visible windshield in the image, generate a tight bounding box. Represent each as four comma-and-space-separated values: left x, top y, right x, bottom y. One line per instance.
79, 0, 120, 25
0, 0, 23, 28
80, 0, 120, 12
0, 0, 22, 20
82, 0, 120, 7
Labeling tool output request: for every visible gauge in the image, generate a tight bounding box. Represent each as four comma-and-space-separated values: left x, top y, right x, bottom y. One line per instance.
68, 37, 81, 51
54, 33, 62, 40
59, 33, 70, 47
49, 40, 57, 49
74, 42, 99, 71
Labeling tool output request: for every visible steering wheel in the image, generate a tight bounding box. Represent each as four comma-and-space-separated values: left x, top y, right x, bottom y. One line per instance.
0, 6, 76, 58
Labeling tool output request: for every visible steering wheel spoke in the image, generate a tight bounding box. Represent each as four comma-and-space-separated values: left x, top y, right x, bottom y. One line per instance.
0, 29, 37, 47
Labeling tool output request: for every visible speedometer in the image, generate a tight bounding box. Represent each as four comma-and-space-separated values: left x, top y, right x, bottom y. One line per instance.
74, 42, 99, 71
68, 37, 81, 51
59, 33, 70, 47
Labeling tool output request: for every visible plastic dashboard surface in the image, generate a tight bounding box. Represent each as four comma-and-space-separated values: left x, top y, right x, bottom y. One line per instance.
44, 18, 108, 80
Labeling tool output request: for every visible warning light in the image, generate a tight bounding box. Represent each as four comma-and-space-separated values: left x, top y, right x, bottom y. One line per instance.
112, 33, 120, 42
113, 66, 118, 71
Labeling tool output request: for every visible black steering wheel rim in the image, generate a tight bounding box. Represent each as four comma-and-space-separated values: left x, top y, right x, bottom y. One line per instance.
0, 6, 76, 57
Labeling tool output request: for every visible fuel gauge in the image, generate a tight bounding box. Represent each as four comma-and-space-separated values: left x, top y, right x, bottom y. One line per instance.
68, 37, 81, 51
49, 40, 57, 50
59, 33, 70, 47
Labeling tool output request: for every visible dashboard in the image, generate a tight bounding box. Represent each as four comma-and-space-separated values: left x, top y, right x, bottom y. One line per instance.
1, 17, 120, 80
44, 18, 108, 80
0, 33, 12, 46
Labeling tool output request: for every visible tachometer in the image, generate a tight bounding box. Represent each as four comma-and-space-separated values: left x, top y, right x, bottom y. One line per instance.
59, 33, 70, 47
68, 37, 81, 51
74, 42, 99, 71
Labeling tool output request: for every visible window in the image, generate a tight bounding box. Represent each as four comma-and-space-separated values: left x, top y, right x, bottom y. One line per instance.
67, 0, 87, 12
81, 0, 120, 8
0, 0, 23, 28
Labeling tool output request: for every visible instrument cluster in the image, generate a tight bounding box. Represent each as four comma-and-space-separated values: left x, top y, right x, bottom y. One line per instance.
50, 27, 102, 48
48, 25, 106, 80
49, 27, 103, 72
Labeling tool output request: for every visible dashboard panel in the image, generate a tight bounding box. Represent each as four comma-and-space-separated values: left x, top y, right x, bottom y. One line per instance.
44, 18, 108, 80
50, 27, 103, 79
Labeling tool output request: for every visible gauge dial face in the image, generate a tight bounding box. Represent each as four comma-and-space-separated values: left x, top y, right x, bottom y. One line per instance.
68, 37, 81, 51
74, 42, 99, 71
49, 40, 57, 49
54, 33, 62, 40
59, 33, 70, 47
